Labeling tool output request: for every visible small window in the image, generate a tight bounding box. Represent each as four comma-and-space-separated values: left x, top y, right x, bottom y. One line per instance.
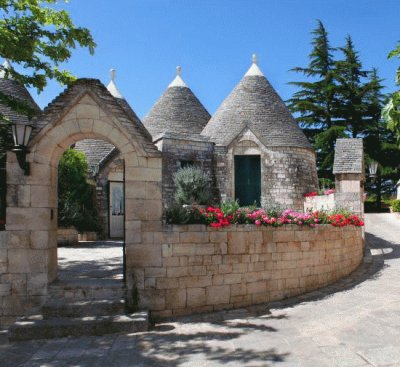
180, 160, 194, 168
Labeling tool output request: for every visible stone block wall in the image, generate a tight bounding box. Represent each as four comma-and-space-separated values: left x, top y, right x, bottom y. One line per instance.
0, 227, 53, 328
57, 227, 78, 245
134, 224, 363, 319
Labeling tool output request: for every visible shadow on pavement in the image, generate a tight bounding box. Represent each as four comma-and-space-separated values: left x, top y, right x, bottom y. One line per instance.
365, 231, 400, 261
127, 328, 289, 366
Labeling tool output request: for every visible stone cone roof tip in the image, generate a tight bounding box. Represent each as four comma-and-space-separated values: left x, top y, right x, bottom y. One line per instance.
168, 66, 187, 88
244, 54, 264, 77
201, 55, 312, 149
104, 68, 153, 141
143, 65, 211, 138
106, 68, 124, 99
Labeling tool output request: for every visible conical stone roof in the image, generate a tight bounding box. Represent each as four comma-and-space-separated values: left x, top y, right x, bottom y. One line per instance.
106, 68, 153, 142
143, 66, 211, 139
201, 56, 311, 149
0, 60, 40, 125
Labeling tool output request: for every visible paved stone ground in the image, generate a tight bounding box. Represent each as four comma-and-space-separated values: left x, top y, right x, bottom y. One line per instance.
1, 214, 400, 366
57, 240, 124, 281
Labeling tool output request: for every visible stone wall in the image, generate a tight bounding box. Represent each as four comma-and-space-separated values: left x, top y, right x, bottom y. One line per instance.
57, 227, 78, 245
134, 224, 363, 319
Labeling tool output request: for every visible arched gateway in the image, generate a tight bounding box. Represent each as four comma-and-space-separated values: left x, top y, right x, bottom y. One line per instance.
1, 79, 162, 326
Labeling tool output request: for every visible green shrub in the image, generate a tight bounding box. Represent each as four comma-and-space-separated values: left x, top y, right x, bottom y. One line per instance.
391, 199, 400, 212
165, 204, 191, 224
58, 148, 101, 233
173, 166, 212, 205
221, 199, 240, 216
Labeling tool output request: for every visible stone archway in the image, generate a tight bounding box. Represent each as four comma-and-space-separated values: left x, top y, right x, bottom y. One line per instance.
1, 79, 162, 327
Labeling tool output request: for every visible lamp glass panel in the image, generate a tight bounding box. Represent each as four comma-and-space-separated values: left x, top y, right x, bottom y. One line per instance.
23, 125, 32, 146
11, 124, 18, 146
16, 124, 27, 146
369, 162, 378, 175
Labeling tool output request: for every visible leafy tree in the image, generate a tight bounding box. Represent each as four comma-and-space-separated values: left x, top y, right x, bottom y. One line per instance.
0, 0, 95, 94
58, 148, 100, 232
382, 42, 400, 142
0, 0, 95, 161
0, 0, 95, 224
287, 20, 345, 178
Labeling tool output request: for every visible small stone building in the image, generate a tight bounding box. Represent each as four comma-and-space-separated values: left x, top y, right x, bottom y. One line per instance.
333, 138, 365, 214
143, 56, 318, 210
143, 67, 214, 207
201, 56, 318, 209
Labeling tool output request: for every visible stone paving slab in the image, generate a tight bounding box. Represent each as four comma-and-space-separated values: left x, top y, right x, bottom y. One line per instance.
1, 214, 400, 366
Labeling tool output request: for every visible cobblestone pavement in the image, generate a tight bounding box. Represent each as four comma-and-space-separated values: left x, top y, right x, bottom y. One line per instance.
1, 214, 400, 367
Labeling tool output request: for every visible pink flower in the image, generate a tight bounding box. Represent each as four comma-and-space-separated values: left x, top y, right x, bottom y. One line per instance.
255, 220, 261, 226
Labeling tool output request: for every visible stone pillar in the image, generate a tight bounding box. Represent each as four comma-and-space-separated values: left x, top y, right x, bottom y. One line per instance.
332, 139, 365, 215
0, 151, 57, 328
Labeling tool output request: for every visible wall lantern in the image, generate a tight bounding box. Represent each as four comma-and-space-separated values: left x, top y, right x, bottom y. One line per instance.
368, 160, 378, 180
11, 121, 32, 175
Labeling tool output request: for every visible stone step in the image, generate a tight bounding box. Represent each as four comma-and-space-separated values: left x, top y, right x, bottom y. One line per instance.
42, 299, 126, 318
48, 279, 125, 300
8, 311, 148, 341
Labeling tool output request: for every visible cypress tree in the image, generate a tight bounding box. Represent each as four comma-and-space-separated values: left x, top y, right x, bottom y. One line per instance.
335, 35, 370, 138
287, 20, 345, 179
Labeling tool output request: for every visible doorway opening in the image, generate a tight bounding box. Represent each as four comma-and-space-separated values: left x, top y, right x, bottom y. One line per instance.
57, 138, 125, 283
234, 155, 261, 207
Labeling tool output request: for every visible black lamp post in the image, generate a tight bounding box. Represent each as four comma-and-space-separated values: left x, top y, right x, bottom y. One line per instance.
11, 121, 32, 175
369, 161, 381, 211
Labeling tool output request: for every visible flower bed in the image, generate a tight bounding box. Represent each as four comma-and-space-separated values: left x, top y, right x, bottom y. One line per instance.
167, 205, 364, 229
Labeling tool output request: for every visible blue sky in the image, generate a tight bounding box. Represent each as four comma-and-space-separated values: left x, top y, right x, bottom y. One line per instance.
31, 0, 400, 119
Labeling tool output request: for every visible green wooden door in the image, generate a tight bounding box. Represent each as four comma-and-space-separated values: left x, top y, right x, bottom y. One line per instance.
234, 155, 261, 206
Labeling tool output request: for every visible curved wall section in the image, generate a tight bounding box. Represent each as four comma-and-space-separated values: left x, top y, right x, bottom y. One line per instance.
134, 224, 364, 319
